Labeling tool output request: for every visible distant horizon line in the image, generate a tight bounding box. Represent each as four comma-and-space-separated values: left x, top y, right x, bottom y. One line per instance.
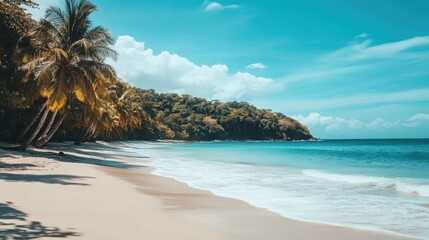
320, 138, 429, 140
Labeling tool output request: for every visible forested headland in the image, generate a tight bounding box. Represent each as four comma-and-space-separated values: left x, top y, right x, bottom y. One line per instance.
0, 0, 313, 150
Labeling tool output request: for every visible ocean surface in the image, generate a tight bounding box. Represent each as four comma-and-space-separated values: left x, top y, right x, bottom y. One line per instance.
122, 139, 429, 239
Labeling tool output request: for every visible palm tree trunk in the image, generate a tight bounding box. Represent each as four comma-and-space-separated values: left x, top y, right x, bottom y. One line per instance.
18, 105, 50, 150
74, 127, 90, 145
85, 127, 97, 142
17, 100, 48, 142
75, 111, 94, 145
34, 111, 58, 143
32, 113, 67, 148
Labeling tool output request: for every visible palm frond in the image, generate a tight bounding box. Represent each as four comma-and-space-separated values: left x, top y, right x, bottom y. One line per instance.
38, 19, 66, 48
48, 66, 68, 111
84, 26, 114, 45
45, 5, 67, 28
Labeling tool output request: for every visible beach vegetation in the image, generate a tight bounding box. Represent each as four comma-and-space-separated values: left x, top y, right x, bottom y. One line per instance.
0, 0, 312, 148
125, 90, 313, 141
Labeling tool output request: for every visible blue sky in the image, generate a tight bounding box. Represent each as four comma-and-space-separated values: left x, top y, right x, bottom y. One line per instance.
29, 0, 429, 139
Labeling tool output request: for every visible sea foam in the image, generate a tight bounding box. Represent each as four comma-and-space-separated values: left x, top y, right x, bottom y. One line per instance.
123, 140, 429, 239
302, 170, 429, 197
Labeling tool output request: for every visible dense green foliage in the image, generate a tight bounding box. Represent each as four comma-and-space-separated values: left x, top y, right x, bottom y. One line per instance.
0, 0, 313, 147
0, 0, 38, 113
127, 89, 313, 141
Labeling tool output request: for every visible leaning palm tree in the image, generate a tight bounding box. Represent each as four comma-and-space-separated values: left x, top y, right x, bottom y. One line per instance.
88, 99, 120, 141
109, 82, 142, 133
74, 80, 142, 144
16, 0, 117, 150
74, 94, 119, 144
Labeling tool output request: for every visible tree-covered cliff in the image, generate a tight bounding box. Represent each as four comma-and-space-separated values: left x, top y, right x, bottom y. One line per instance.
126, 89, 313, 141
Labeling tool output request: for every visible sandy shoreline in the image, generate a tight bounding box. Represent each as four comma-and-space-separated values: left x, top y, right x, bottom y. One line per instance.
0, 142, 422, 240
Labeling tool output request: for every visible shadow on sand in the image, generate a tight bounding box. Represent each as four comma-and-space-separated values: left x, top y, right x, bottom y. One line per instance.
0, 161, 36, 170
0, 142, 144, 239
0, 173, 91, 186
61, 152, 142, 169
0, 202, 80, 239
0, 142, 144, 170
65, 148, 148, 169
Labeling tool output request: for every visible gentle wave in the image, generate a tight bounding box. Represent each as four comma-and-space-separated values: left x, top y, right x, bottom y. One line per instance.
123, 140, 429, 239
302, 170, 429, 197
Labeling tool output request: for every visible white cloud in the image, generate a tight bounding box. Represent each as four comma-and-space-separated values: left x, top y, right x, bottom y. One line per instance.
366, 118, 399, 129
409, 113, 429, 121
292, 113, 413, 132
109, 35, 280, 101
292, 113, 363, 131
403, 122, 421, 128
281, 36, 429, 84
246, 63, 267, 69
355, 33, 369, 39
326, 36, 429, 61
202, 0, 240, 12
24, 0, 61, 20
399, 113, 429, 128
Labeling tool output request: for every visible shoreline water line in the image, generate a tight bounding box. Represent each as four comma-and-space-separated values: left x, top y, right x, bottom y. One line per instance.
141, 162, 424, 240
120, 140, 429, 239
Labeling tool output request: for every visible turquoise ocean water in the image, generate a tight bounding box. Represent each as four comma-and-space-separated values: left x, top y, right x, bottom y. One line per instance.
123, 139, 429, 239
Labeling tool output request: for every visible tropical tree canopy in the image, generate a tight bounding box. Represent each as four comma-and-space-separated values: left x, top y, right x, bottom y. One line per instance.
18, 0, 117, 112
0, 0, 37, 112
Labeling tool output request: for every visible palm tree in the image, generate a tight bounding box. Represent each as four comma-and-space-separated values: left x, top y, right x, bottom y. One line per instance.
16, 0, 117, 150
73, 81, 142, 144
74, 96, 119, 144
90, 99, 120, 141
17, 100, 48, 142
109, 82, 142, 134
